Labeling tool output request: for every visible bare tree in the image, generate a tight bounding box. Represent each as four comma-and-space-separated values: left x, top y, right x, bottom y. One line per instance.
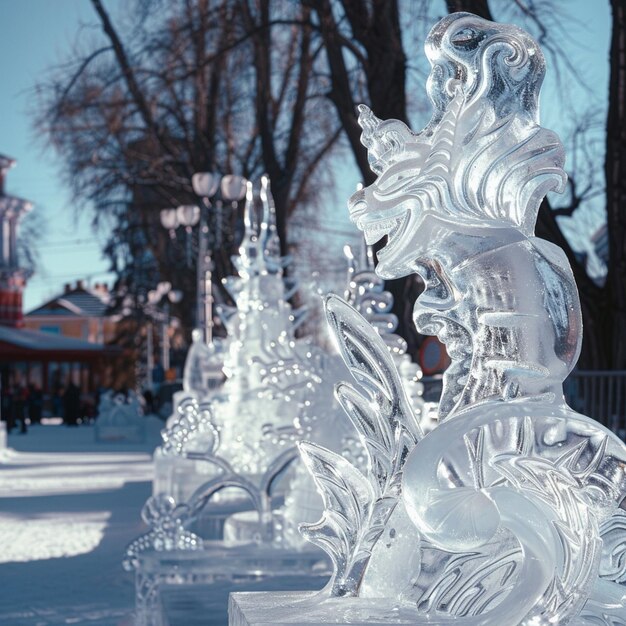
35, 0, 340, 335
36, 0, 623, 369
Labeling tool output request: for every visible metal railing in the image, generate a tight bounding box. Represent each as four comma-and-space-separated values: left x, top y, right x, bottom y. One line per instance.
564, 370, 626, 437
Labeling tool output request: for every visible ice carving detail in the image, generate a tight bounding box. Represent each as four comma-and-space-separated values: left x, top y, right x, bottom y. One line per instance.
296, 11, 626, 626
123, 494, 202, 571
299, 296, 422, 597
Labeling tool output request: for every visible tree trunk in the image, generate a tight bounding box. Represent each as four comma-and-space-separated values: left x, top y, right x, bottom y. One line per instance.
446, 0, 492, 17
605, 0, 626, 369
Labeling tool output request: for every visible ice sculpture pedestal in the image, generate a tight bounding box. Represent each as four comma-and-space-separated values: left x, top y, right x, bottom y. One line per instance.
0, 421, 8, 461
163, 581, 328, 626
136, 543, 330, 626
229, 593, 423, 626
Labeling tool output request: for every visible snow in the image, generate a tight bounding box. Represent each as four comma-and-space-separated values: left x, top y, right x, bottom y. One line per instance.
0, 418, 163, 626
0, 418, 329, 626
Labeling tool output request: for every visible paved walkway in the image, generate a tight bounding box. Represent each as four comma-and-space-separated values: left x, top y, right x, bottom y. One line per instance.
0, 421, 161, 626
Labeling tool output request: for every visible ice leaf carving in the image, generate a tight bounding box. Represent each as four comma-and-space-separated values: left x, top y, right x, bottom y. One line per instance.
412, 541, 520, 616
122, 495, 201, 571
324, 294, 423, 445
298, 296, 423, 597
160, 399, 218, 457
489, 437, 604, 621
298, 441, 375, 596
335, 382, 393, 494
599, 509, 626, 583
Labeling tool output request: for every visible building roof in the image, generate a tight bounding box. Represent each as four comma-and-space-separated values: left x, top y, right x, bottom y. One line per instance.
0, 154, 16, 172
0, 325, 119, 360
27, 285, 110, 318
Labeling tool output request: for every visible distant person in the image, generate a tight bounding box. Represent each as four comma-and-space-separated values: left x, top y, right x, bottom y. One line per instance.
14, 383, 28, 434
28, 384, 43, 424
52, 378, 64, 418
152, 360, 165, 396
64, 382, 81, 426
1, 383, 15, 433
143, 388, 155, 414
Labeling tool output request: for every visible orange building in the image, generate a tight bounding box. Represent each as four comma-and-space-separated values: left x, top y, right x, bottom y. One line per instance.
25, 281, 117, 344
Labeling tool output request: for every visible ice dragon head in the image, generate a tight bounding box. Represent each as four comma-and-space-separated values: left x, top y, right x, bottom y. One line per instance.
348, 12, 566, 279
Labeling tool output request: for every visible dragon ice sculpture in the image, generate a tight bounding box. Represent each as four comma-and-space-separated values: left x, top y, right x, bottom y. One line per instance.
298, 12, 626, 625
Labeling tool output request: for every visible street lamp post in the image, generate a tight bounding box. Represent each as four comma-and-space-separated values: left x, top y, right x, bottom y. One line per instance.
205, 252, 214, 345
159, 173, 247, 345
146, 322, 154, 390
147, 282, 183, 375
191, 172, 219, 336
191, 172, 247, 344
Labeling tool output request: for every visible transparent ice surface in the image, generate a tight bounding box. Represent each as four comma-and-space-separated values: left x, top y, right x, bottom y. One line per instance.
237, 11, 626, 626
280, 243, 431, 550
156, 178, 321, 496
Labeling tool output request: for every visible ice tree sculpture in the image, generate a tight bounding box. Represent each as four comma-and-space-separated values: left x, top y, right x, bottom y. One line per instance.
230, 12, 626, 626
155, 178, 315, 489
210, 177, 321, 473
344, 243, 431, 425
219, 177, 307, 395
151, 177, 354, 527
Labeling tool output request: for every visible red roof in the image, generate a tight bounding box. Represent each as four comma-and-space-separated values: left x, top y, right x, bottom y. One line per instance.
0, 325, 120, 361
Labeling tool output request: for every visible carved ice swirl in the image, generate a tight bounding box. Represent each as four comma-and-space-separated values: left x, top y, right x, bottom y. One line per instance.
299, 11, 626, 626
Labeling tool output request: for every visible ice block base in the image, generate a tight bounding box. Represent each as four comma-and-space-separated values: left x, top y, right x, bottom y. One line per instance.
135, 543, 330, 626
229, 591, 427, 626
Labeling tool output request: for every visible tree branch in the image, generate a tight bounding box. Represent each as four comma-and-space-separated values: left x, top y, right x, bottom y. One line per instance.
91, 0, 168, 151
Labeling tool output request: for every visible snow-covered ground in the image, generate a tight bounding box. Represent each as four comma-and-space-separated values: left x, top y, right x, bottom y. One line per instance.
0, 419, 163, 626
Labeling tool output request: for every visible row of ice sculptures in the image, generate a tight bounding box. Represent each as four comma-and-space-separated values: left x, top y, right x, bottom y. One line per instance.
125, 12, 626, 626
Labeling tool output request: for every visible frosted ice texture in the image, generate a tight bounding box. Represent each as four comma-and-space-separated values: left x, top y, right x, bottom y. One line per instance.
161, 177, 315, 478
294, 11, 626, 625
343, 243, 431, 425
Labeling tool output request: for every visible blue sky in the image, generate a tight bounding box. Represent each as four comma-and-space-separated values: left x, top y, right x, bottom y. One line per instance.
0, 1, 612, 312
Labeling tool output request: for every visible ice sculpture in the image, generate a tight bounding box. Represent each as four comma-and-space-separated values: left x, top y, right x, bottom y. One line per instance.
211, 178, 312, 472
343, 242, 434, 427
279, 241, 435, 548
153, 178, 314, 502
230, 12, 626, 625
94, 389, 145, 443
182, 329, 225, 396
127, 179, 349, 625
